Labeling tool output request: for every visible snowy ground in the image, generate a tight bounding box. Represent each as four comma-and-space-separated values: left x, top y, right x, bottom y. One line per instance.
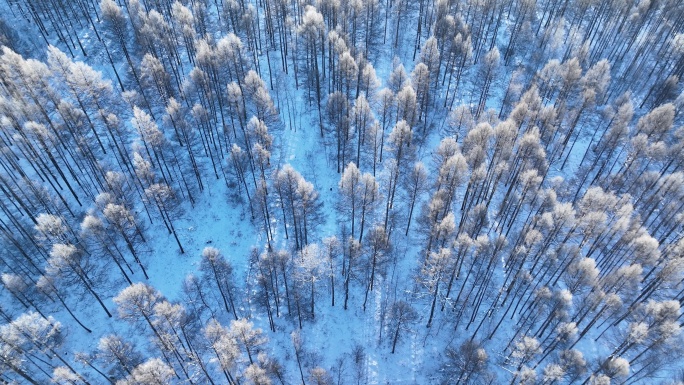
1, 1, 682, 384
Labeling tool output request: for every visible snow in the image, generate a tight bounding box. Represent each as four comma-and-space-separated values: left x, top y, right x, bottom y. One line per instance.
0, 0, 682, 384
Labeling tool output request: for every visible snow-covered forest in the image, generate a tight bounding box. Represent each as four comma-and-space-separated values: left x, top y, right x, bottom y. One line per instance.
0, 0, 683, 383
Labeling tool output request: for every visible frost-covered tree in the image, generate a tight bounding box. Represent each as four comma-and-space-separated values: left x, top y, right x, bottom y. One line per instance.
361, 226, 390, 311
114, 283, 165, 342
421, 247, 453, 327
338, 162, 380, 243
0, 312, 82, 384
274, 164, 323, 249
100, 0, 147, 101
395, 85, 417, 128
80, 212, 133, 285
243, 71, 277, 124
116, 358, 175, 385
351, 94, 375, 168
47, 45, 116, 156
252, 141, 274, 249
244, 363, 272, 385
140, 53, 172, 106
383, 120, 413, 231
475, 47, 500, 117
298, 6, 326, 133
359, 61, 380, 100
200, 246, 240, 320
1, 273, 47, 321
114, 283, 198, 381
309, 366, 333, 385
230, 318, 267, 365
96, 334, 144, 380
326, 91, 353, 173
411, 63, 431, 127
402, 161, 429, 236
143, 183, 184, 254
44, 240, 112, 318
443, 340, 490, 384
342, 237, 362, 310
338, 51, 358, 100
132, 105, 197, 207
510, 336, 541, 374
295, 243, 325, 319
388, 64, 409, 95
204, 319, 240, 384
320, 236, 340, 307
100, 201, 148, 279
388, 300, 417, 354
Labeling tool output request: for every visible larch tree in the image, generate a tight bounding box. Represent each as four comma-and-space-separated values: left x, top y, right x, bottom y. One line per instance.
165, 97, 204, 191
100, 199, 149, 279
295, 243, 325, 319
295, 175, 324, 247
337, 161, 361, 241
309, 366, 333, 385
100, 0, 150, 108
229, 318, 268, 366
170, 1, 198, 64
230, 143, 256, 218
445, 32, 473, 109
410, 62, 431, 128
343, 237, 362, 310
80, 212, 134, 285
421, 247, 453, 328
47, 45, 121, 167
200, 247, 240, 320
244, 363, 273, 385
114, 283, 167, 352
151, 300, 207, 383
510, 336, 542, 378
395, 84, 417, 129
143, 183, 185, 254
252, 141, 274, 250
359, 61, 380, 100
298, 5, 326, 134
442, 340, 490, 384
204, 319, 240, 385
0, 320, 43, 384
243, 71, 278, 124
140, 53, 173, 107
1, 274, 48, 321
388, 300, 417, 353
113, 284, 192, 380
338, 50, 359, 99
383, 119, 413, 232
326, 91, 352, 173
423, 140, 467, 250
274, 164, 300, 247
37, 215, 113, 318
322, 236, 340, 307
362, 226, 390, 311
419, 36, 441, 92
132, 105, 197, 206
350, 94, 375, 169
445, 104, 475, 140
117, 358, 176, 385
96, 334, 144, 380
388, 62, 409, 94
475, 47, 500, 118
402, 161, 429, 236
338, 162, 380, 243
0, 312, 86, 384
